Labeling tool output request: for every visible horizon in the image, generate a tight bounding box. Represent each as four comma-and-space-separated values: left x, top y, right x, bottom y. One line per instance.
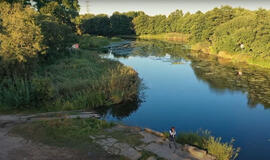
78, 0, 270, 16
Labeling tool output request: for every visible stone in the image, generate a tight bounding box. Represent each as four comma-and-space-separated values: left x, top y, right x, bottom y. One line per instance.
144, 128, 164, 137
146, 156, 157, 160
186, 145, 207, 159
95, 137, 117, 147
135, 146, 143, 151
107, 146, 120, 155
89, 135, 95, 140
113, 143, 141, 160
95, 135, 106, 139
139, 131, 164, 144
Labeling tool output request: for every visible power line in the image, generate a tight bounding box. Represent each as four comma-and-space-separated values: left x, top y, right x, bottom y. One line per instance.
86, 0, 90, 13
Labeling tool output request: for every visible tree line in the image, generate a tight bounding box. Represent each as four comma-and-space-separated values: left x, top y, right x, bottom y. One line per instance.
79, 6, 270, 57
132, 6, 270, 57
77, 11, 145, 36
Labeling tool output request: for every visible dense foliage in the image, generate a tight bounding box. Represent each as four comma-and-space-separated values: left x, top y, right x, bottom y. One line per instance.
131, 6, 270, 60
77, 6, 270, 61
78, 11, 144, 36
0, 1, 140, 111
0, 2, 45, 78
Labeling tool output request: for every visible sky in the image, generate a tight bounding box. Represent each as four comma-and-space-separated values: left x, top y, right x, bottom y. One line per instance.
79, 0, 270, 16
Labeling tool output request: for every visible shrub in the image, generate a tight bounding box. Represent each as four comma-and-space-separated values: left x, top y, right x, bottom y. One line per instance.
0, 77, 54, 110
176, 131, 206, 149
79, 34, 110, 50
205, 137, 240, 160
176, 130, 240, 160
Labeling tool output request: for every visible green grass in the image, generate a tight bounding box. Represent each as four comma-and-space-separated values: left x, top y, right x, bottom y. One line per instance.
139, 33, 189, 43
11, 118, 114, 147
0, 48, 140, 112
79, 34, 123, 50
176, 130, 240, 160
41, 49, 140, 111
11, 118, 128, 160
141, 33, 270, 69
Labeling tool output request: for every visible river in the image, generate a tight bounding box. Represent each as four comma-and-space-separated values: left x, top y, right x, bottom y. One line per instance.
100, 39, 270, 160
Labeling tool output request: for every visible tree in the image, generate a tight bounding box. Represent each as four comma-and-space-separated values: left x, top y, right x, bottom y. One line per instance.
0, 2, 45, 63
33, 0, 80, 27
211, 11, 270, 56
201, 6, 235, 42
110, 12, 134, 35
0, 2, 46, 79
1, 0, 30, 5
81, 14, 111, 36
166, 10, 183, 32
133, 14, 150, 35
37, 14, 78, 59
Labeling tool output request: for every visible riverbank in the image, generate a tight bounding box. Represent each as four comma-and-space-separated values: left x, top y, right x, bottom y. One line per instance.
0, 36, 140, 113
0, 112, 216, 160
139, 33, 270, 69
139, 33, 189, 43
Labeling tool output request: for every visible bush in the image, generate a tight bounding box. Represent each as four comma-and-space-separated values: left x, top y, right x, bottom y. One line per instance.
176, 130, 240, 160
79, 34, 110, 50
0, 77, 54, 110
177, 131, 206, 149
205, 137, 240, 160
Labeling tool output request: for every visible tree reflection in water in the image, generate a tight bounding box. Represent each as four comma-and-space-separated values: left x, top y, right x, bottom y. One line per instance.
110, 39, 270, 109
95, 100, 142, 119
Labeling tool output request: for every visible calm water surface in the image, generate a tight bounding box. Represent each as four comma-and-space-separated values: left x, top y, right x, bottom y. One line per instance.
101, 39, 270, 160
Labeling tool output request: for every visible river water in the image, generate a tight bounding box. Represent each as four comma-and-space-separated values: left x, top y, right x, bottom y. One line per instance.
101, 39, 270, 160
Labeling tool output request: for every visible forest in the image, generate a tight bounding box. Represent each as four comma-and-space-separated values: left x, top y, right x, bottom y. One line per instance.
0, 0, 140, 111
78, 6, 270, 67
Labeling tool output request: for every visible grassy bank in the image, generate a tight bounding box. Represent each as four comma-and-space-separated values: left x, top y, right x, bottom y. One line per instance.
0, 36, 140, 113
139, 33, 270, 68
191, 42, 270, 68
139, 33, 189, 43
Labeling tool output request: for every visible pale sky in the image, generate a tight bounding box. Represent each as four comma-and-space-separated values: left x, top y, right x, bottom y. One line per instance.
79, 0, 270, 16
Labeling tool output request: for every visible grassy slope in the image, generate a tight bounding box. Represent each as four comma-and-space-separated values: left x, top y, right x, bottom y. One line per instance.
40, 50, 140, 112
0, 36, 140, 113
139, 33, 189, 43
139, 33, 270, 68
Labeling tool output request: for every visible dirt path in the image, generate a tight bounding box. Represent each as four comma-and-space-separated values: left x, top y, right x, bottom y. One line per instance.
0, 112, 102, 160
0, 112, 216, 160
0, 124, 88, 160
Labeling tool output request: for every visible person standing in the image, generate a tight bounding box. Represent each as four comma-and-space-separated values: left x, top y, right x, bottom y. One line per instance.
169, 126, 178, 152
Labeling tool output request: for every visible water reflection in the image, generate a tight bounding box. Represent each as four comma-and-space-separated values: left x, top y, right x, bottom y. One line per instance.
109, 39, 270, 109
95, 100, 141, 119
190, 54, 270, 108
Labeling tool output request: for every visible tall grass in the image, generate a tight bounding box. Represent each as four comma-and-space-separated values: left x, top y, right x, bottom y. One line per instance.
0, 48, 140, 112
79, 34, 123, 50
176, 130, 240, 160
0, 77, 54, 110
139, 33, 189, 43
42, 50, 140, 111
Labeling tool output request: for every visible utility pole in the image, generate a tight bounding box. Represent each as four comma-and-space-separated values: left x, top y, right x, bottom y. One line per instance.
86, 0, 90, 13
